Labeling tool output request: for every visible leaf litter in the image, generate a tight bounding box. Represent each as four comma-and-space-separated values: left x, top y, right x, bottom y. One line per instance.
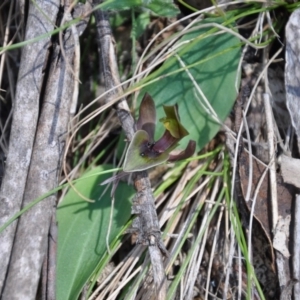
2, 1, 300, 299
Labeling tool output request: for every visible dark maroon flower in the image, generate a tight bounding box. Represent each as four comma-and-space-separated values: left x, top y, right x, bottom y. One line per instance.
123, 93, 196, 172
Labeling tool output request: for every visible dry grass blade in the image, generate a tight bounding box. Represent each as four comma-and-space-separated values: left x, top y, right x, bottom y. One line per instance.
293, 194, 300, 299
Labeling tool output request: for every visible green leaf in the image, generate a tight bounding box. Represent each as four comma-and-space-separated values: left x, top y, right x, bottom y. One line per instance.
98, 0, 141, 10
135, 12, 150, 38
98, 0, 179, 17
57, 166, 134, 300
110, 11, 131, 28
137, 17, 241, 151
145, 0, 179, 17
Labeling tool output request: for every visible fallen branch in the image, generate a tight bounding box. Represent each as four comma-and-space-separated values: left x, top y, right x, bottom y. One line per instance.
0, 0, 60, 294
93, 2, 167, 298
0, 1, 91, 298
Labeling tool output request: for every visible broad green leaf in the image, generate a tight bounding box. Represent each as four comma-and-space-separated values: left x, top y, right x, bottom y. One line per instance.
135, 12, 151, 38
137, 18, 241, 151
98, 0, 141, 10
110, 11, 149, 38
145, 0, 179, 17
57, 166, 134, 300
110, 11, 131, 28
99, 0, 179, 17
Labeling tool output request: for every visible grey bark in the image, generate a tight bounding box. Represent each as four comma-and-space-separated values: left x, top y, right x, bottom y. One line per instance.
285, 10, 300, 299
0, 0, 60, 293
280, 154, 300, 188
285, 9, 300, 150
1, 19, 76, 298
293, 195, 300, 299
0, 0, 91, 298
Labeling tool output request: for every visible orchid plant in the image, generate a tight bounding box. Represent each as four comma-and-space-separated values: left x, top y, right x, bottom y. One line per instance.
101, 93, 195, 191
123, 93, 196, 172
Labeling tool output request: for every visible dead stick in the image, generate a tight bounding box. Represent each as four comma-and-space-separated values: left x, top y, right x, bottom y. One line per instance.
263, 93, 278, 230
293, 194, 300, 298
0, 0, 60, 293
47, 213, 57, 300
93, 2, 167, 298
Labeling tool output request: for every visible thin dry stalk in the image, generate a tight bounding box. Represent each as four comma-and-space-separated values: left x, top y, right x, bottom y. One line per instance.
223, 225, 237, 299
263, 93, 278, 229
165, 187, 209, 273
185, 212, 209, 299
60, 116, 114, 189
0, 0, 17, 154
88, 248, 136, 300
293, 194, 300, 299
101, 249, 142, 299
242, 111, 253, 203
241, 111, 255, 272
106, 266, 142, 300
0, 0, 13, 89
204, 192, 225, 300
185, 165, 223, 299
47, 213, 58, 300
159, 162, 205, 229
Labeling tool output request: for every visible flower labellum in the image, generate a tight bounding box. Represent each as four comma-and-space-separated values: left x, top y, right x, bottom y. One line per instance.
123, 130, 169, 172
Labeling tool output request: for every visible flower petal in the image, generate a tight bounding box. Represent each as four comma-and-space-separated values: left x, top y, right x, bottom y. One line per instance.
136, 93, 156, 143
168, 140, 196, 162
159, 104, 189, 139
152, 129, 178, 153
